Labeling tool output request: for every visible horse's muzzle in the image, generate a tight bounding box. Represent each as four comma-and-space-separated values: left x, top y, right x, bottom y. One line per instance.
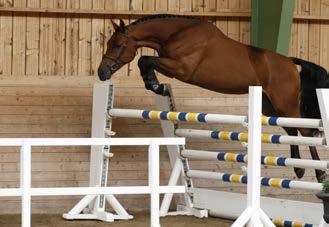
98, 66, 112, 81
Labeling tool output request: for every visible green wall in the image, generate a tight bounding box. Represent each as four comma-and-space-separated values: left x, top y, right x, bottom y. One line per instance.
251, 0, 295, 55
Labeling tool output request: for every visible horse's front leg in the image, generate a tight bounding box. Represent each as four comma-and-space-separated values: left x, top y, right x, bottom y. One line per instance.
138, 56, 169, 96
138, 56, 186, 96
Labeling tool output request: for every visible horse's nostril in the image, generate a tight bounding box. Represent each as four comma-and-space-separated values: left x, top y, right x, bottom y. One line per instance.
97, 67, 111, 81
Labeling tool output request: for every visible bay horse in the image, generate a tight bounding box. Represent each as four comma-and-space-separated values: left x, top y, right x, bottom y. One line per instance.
98, 14, 329, 182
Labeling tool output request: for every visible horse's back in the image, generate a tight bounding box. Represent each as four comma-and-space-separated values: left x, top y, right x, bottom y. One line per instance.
162, 20, 300, 101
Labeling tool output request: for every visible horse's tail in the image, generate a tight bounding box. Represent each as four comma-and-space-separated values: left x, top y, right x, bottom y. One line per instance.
292, 57, 329, 120
289, 58, 328, 180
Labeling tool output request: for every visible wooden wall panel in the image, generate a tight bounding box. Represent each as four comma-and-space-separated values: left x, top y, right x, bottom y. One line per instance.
26, 0, 40, 75
0, 0, 328, 214
91, 0, 105, 76
12, 0, 26, 75
0, 0, 13, 75
129, 0, 143, 79
309, 0, 321, 63
111, 0, 130, 79
53, 0, 66, 75
320, 0, 329, 69
78, 0, 92, 76
39, 0, 53, 75
65, 0, 79, 76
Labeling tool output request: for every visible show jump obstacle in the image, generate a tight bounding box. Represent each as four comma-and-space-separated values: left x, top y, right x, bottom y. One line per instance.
0, 138, 185, 227
84, 82, 329, 227
0, 84, 185, 227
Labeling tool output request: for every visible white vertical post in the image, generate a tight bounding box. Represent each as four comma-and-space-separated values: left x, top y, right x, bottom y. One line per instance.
232, 86, 274, 227
317, 89, 329, 227
317, 89, 329, 146
21, 142, 32, 227
149, 143, 160, 227
89, 82, 113, 212
247, 87, 262, 221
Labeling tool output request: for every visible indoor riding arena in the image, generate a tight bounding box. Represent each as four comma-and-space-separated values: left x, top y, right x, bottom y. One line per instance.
1, 0, 329, 227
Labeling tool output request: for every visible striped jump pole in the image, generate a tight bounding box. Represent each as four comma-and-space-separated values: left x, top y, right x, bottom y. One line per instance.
108, 109, 323, 129
186, 170, 322, 191
175, 129, 325, 146
272, 219, 313, 227
109, 109, 246, 124
181, 149, 329, 170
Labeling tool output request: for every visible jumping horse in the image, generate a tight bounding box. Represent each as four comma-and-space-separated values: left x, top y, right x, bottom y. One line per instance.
98, 14, 329, 182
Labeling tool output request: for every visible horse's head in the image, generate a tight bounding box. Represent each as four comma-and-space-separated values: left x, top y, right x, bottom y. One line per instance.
98, 19, 137, 81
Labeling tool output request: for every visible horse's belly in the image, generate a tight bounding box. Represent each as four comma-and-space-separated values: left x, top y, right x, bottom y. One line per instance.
190, 40, 259, 94
191, 63, 258, 94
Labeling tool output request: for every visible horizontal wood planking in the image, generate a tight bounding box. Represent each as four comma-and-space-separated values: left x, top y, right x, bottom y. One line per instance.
1, 7, 329, 21
1, 1, 329, 77
0, 7, 251, 17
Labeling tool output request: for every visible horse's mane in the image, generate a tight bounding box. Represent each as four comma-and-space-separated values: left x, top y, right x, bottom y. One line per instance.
129, 14, 200, 27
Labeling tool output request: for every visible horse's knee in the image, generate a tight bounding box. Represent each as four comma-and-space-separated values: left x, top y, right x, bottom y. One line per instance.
137, 56, 148, 68
138, 56, 157, 72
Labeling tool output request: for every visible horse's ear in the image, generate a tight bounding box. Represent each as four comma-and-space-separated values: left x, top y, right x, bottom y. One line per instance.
111, 19, 120, 32
119, 19, 125, 33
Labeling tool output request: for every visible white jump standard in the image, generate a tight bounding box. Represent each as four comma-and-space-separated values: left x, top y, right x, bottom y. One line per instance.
96, 83, 329, 226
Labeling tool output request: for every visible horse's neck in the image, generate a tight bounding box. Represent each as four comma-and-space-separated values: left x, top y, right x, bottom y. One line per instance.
129, 19, 199, 51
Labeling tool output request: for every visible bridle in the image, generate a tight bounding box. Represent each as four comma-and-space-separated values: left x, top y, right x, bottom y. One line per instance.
103, 33, 138, 73
104, 42, 127, 72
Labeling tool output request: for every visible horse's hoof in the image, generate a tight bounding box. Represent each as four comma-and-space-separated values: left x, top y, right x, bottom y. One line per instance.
294, 167, 305, 179
316, 170, 327, 183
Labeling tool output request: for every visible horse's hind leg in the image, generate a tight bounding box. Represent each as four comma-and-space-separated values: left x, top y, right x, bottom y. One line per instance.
299, 129, 327, 182
263, 93, 306, 179
283, 127, 305, 179
269, 93, 326, 182
310, 146, 327, 182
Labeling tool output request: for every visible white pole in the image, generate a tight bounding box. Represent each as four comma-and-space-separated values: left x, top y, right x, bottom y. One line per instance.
106, 195, 132, 218
246, 86, 262, 225
247, 86, 274, 227
21, 142, 32, 227
317, 89, 329, 148
159, 158, 183, 216
109, 108, 323, 129
66, 195, 96, 215
175, 128, 325, 146
149, 143, 160, 227
182, 149, 329, 170
232, 86, 275, 227
232, 206, 253, 227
